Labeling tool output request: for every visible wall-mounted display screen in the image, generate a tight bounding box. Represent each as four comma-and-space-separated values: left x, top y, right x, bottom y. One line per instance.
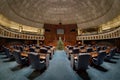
57, 29, 64, 34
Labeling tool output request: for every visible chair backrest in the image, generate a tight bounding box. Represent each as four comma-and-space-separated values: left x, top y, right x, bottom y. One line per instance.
74, 45, 78, 48
80, 46, 84, 49
4, 48, 11, 58
109, 48, 116, 57
40, 48, 48, 53
49, 46, 53, 48
13, 50, 22, 64
29, 48, 35, 52
78, 53, 90, 70
45, 46, 51, 50
69, 46, 73, 50
86, 47, 93, 52
97, 51, 106, 65
66, 45, 70, 48
96, 47, 101, 52
72, 48, 79, 54
36, 46, 40, 49
19, 46, 24, 52
28, 52, 43, 69
102, 46, 107, 50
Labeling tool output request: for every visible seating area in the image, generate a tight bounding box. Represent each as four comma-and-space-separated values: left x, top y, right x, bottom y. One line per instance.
0, 45, 120, 80
0, 43, 119, 80
65, 44, 120, 79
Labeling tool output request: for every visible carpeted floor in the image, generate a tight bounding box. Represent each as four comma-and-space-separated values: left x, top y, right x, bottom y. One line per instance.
0, 50, 120, 80
35, 50, 81, 80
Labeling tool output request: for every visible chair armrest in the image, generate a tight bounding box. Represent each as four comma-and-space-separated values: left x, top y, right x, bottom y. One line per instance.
45, 54, 50, 68
48, 50, 53, 59
93, 58, 97, 61
51, 50, 54, 59
65, 50, 69, 58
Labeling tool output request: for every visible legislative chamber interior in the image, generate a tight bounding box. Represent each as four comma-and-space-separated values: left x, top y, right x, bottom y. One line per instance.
0, 0, 120, 80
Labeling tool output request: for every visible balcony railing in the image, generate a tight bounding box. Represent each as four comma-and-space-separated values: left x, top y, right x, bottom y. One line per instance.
77, 27, 120, 40
0, 25, 44, 40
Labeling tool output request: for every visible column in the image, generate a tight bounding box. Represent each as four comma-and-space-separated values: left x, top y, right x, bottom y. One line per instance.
37, 40, 39, 45
82, 40, 84, 45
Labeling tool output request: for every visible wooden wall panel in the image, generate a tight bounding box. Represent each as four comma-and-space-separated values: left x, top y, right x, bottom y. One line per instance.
44, 24, 77, 46
115, 38, 120, 48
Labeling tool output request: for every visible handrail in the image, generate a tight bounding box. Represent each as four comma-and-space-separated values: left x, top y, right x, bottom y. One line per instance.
1, 25, 40, 35
0, 25, 44, 40
77, 27, 120, 40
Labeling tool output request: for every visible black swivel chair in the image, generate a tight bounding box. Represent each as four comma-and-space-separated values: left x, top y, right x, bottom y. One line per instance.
105, 48, 117, 60
92, 50, 106, 65
29, 48, 35, 52
40, 47, 52, 60
4, 47, 11, 58
44, 46, 51, 50
80, 46, 84, 49
4, 47, 14, 60
72, 48, 80, 54
19, 46, 24, 52
71, 53, 90, 70
40, 48, 48, 53
28, 52, 48, 70
96, 47, 101, 52
86, 47, 93, 53
69, 46, 73, 50
77, 53, 91, 70
13, 50, 28, 65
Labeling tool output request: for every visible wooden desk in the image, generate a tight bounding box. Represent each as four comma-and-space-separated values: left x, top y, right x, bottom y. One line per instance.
90, 52, 98, 57
21, 52, 47, 59
80, 49, 86, 53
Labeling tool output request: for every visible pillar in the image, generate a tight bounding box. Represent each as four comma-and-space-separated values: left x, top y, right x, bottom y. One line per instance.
82, 40, 84, 45
37, 40, 39, 45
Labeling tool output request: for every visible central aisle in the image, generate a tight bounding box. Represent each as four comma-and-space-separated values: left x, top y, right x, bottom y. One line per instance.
35, 50, 81, 80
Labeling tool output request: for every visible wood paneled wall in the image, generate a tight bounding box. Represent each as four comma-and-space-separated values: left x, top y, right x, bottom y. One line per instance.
114, 38, 120, 48
44, 24, 77, 46
0, 37, 37, 47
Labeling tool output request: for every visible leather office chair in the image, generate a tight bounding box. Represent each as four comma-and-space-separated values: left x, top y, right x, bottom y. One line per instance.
40, 47, 53, 59
71, 53, 90, 70
69, 46, 73, 50
29, 48, 35, 52
28, 52, 49, 70
40, 48, 48, 53
4, 47, 11, 58
44, 46, 51, 50
80, 46, 84, 49
72, 48, 80, 54
105, 48, 116, 60
4, 47, 12, 58
19, 46, 24, 52
86, 47, 93, 53
92, 50, 106, 65
96, 47, 101, 52
13, 50, 28, 65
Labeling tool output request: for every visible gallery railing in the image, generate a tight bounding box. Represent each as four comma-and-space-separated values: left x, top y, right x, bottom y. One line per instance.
77, 27, 120, 40
0, 25, 44, 40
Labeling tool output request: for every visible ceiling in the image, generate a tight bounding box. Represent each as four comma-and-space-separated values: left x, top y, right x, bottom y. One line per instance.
0, 0, 120, 29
